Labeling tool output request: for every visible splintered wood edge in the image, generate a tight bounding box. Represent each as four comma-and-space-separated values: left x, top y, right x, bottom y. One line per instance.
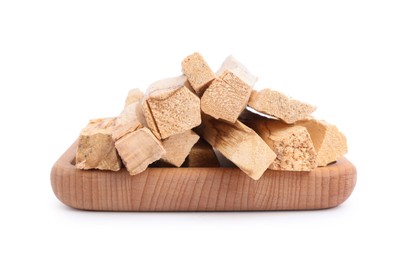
51, 141, 357, 212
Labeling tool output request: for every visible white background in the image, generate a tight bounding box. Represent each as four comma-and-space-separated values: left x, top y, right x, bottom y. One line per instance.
1, 0, 402, 259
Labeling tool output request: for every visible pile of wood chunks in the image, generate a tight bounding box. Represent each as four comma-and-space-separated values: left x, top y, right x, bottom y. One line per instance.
76, 53, 347, 180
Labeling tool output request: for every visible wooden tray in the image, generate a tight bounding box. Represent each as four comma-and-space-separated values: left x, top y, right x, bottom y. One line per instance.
51, 141, 357, 211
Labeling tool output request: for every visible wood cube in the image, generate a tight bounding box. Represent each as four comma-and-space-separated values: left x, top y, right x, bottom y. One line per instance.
76, 118, 121, 171
182, 52, 215, 95
114, 127, 165, 175
296, 118, 347, 166
243, 113, 318, 171
201, 70, 252, 123
143, 76, 201, 139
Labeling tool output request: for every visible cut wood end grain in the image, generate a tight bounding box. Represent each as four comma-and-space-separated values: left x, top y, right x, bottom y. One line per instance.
242, 112, 317, 171
201, 70, 252, 123
296, 118, 347, 166
160, 130, 200, 167
76, 117, 121, 171
248, 89, 316, 124
181, 52, 215, 95
199, 115, 276, 180
143, 76, 202, 139
115, 127, 165, 175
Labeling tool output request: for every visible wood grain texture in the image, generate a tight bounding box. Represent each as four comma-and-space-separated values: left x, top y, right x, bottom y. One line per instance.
51, 141, 357, 211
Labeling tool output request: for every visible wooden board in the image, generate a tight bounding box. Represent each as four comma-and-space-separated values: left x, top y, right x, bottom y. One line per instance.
51, 141, 357, 211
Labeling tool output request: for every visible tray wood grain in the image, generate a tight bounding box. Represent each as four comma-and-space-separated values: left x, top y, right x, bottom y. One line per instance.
51, 141, 356, 211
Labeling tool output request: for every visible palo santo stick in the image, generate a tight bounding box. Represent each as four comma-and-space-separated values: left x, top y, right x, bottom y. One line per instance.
143, 75, 201, 139
243, 113, 317, 171
76, 118, 121, 171
198, 115, 276, 180
159, 130, 200, 167
201, 71, 252, 123
183, 138, 220, 167
216, 55, 257, 87
182, 52, 215, 95
114, 126, 165, 175
296, 118, 347, 166
248, 89, 316, 124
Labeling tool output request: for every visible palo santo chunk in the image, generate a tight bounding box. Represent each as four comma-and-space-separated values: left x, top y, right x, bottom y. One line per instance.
143, 76, 201, 139
244, 116, 317, 171
117, 98, 147, 127
248, 89, 316, 124
182, 52, 215, 95
160, 130, 200, 167
201, 71, 252, 123
199, 115, 276, 180
296, 118, 347, 166
183, 138, 220, 167
76, 118, 121, 171
216, 55, 257, 87
112, 120, 142, 141
114, 127, 165, 175
124, 88, 144, 108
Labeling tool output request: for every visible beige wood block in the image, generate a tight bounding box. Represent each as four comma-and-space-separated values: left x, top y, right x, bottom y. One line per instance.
116, 101, 146, 126
199, 115, 276, 180
112, 120, 142, 141
248, 89, 316, 124
115, 127, 165, 175
182, 52, 215, 95
143, 76, 201, 139
124, 88, 144, 108
244, 114, 317, 171
201, 70, 252, 123
160, 130, 200, 167
296, 118, 348, 166
76, 118, 121, 171
216, 55, 257, 87
183, 138, 220, 167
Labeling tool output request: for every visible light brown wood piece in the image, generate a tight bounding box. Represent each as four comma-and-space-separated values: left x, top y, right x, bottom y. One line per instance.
245, 116, 317, 171
124, 88, 144, 108
201, 71, 252, 123
143, 76, 201, 139
198, 115, 276, 180
76, 118, 121, 171
116, 101, 147, 127
160, 130, 200, 167
181, 52, 215, 95
52, 141, 357, 211
216, 55, 258, 87
111, 120, 142, 141
183, 138, 220, 167
115, 127, 165, 175
248, 89, 316, 124
296, 118, 348, 166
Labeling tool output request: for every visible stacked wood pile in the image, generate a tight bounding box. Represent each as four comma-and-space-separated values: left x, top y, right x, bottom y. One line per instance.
76, 53, 347, 180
